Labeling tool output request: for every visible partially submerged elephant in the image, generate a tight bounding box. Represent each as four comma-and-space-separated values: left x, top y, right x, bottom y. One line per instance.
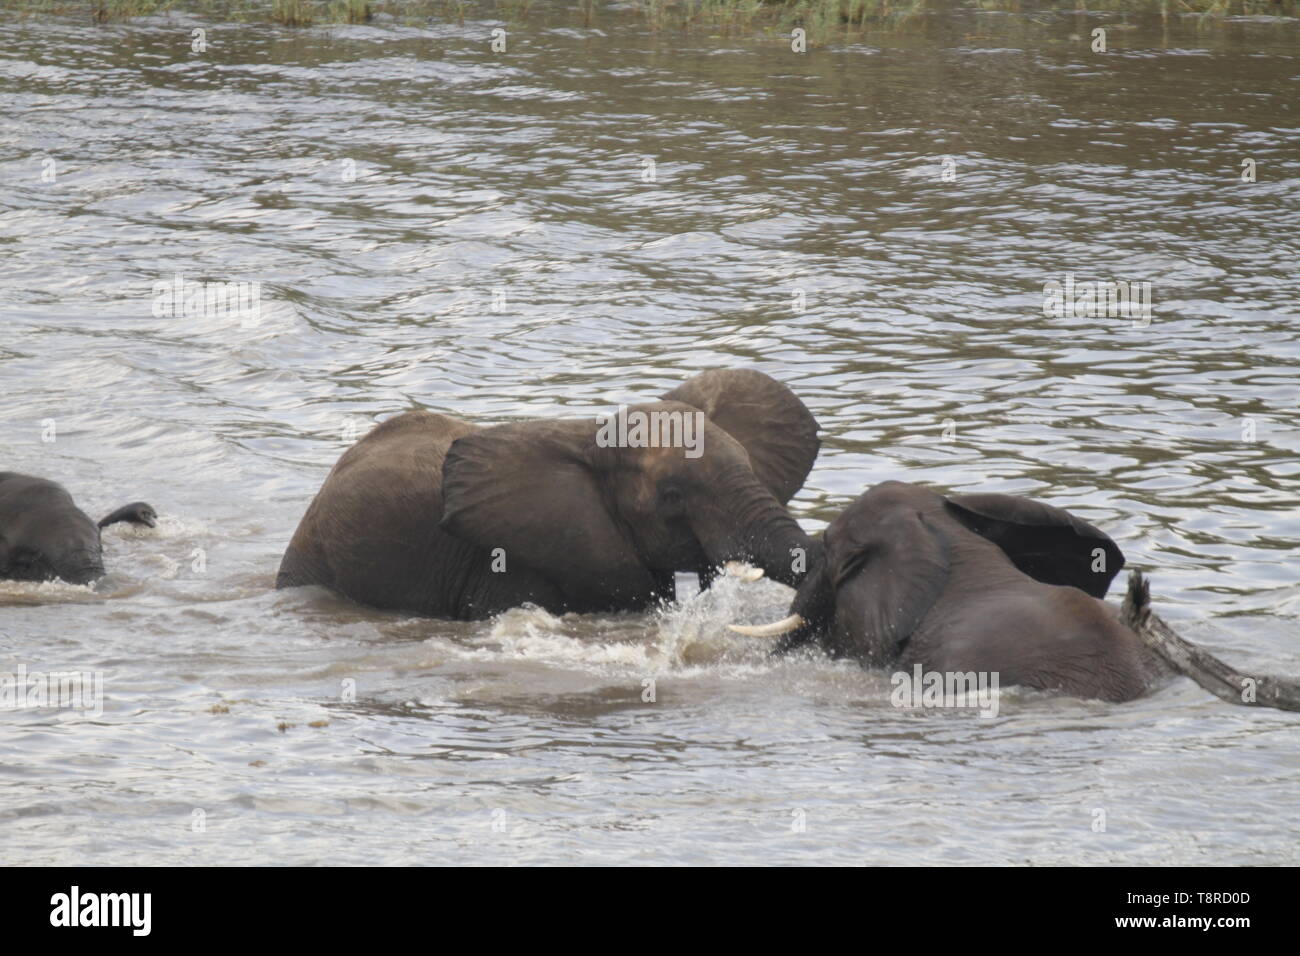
733, 480, 1167, 702
0, 473, 157, 586
277, 369, 823, 619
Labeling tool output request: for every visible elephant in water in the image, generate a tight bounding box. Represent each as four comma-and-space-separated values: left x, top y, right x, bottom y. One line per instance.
277, 369, 823, 619
732, 481, 1167, 702
0, 473, 157, 586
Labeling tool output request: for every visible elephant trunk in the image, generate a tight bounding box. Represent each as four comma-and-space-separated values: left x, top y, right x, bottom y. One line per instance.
736, 512, 821, 589
695, 468, 820, 589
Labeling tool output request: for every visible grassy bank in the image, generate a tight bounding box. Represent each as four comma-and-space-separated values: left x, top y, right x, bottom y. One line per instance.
5, 0, 1295, 31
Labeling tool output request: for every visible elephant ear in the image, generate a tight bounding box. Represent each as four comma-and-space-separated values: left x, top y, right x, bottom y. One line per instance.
944, 493, 1124, 598
825, 493, 951, 659
662, 368, 819, 505
440, 418, 659, 609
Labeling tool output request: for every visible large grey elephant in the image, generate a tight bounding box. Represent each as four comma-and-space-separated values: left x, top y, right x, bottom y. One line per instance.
733, 481, 1167, 702
0, 473, 157, 586
277, 369, 823, 619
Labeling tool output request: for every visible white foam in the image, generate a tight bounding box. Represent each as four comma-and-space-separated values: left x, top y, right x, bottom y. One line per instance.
101, 513, 209, 540
431, 573, 796, 680
0, 578, 101, 605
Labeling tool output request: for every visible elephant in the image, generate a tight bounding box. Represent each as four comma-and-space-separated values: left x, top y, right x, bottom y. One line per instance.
0, 473, 157, 586
731, 480, 1168, 702
276, 369, 823, 620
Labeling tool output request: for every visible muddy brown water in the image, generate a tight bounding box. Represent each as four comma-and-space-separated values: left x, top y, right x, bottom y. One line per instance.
0, 6, 1297, 864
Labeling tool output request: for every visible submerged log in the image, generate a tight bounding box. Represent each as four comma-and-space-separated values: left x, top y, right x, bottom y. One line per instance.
1121, 570, 1300, 713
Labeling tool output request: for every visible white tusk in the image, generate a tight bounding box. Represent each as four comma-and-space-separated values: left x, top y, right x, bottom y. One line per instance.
723, 561, 764, 582
727, 614, 805, 637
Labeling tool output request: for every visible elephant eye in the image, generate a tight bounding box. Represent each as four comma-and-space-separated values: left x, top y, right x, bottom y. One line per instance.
658, 484, 686, 515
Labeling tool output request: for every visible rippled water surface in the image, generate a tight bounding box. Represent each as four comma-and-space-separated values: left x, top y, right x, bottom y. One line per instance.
1, 5, 1298, 865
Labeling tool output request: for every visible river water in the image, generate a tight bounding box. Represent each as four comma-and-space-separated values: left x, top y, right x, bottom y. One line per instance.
1, 5, 1297, 865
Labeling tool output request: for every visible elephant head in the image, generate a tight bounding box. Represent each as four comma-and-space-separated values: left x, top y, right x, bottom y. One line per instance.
735, 481, 1125, 664
439, 380, 821, 612
0, 473, 156, 586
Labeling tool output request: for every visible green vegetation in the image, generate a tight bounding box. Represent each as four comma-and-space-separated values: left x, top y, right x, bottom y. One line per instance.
272, 0, 314, 22
4, 0, 1294, 30
90, 0, 175, 20
326, 0, 370, 22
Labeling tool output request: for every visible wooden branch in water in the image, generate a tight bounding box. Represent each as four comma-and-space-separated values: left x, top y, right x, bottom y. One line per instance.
1121, 570, 1300, 713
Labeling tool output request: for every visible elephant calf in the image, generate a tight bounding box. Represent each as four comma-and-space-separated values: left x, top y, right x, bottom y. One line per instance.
277, 369, 823, 620
733, 481, 1168, 702
0, 472, 157, 586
